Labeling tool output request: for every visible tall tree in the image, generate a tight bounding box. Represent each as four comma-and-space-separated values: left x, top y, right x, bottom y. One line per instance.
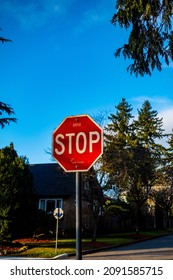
156, 130, 173, 227
82, 168, 104, 242
102, 99, 166, 232
112, 0, 173, 76
102, 98, 134, 188
134, 100, 165, 149
134, 100, 166, 188
0, 143, 36, 240
125, 144, 157, 231
133, 100, 166, 212
151, 187, 173, 228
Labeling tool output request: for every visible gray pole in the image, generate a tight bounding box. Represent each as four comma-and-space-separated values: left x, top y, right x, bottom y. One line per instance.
55, 218, 58, 253
76, 171, 82, 260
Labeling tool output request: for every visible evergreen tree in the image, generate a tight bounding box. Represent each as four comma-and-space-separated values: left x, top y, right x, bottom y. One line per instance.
125, 143, 156, 231
0, 143, 36, 240
112, 0, 173, 76
166, 131, 173, 220
134, 100, 165, 148
102, 98, 134, 187
102, 99, 166, 232
151, 187, 173, 229
157, 130, 173, 227
131, 101, 166, 215
165, 129, 173, 171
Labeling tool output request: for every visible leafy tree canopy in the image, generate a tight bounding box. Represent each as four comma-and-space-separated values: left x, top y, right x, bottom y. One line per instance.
112, 0, 173, 76
102, 98, 167, 231
0, 143, 36, 240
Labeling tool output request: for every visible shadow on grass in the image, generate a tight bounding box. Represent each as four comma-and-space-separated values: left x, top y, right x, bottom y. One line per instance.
1, 229, 173, 258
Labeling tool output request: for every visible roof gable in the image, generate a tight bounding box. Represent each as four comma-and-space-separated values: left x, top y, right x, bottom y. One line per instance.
30, 163, 75, 197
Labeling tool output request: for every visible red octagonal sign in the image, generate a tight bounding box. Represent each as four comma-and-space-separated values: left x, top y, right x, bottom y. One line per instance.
52, 115, 103, 172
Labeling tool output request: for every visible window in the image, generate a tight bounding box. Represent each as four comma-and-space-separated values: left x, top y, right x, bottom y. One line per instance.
46, 200, 55, 213
39, 198, 63, 213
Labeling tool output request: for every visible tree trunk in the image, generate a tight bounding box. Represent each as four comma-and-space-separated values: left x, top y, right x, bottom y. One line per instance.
92, 214, 98, 242
135, 207, 140, 234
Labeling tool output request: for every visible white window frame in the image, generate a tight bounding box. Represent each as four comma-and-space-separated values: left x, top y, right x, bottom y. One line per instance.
38, 198, 63, 213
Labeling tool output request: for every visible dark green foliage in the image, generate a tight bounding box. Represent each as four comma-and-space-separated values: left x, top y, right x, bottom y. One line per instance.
104, 199, 132, 231
165, 130, 173, 169
112, 0, 173, 76
154, 130, 173, 227
102, 98, 167, 231
105, 203, 130, 216
103, 98, 134, 181
34, 210, 55, 238
82, 168, 104, 242
135, 100, 165, 146
0, 143, 37, 240
152, 187, 173, 228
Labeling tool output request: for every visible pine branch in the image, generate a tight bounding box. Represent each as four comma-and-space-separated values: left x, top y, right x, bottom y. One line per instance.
0, 36, 12, 43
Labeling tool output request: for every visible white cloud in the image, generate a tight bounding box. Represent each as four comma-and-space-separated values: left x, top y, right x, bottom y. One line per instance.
130, 96, 173, 135
159, 108, 173, 133
131, 96, 172, 106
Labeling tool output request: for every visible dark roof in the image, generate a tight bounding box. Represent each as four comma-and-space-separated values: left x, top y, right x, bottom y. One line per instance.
29, 163, 75, 197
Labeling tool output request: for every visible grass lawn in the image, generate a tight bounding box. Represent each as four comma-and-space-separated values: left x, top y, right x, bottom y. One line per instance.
1, 229, 173, 258
9, 237, 133, 258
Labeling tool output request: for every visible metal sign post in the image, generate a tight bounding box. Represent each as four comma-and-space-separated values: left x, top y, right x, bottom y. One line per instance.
52, 115, 103, 260
76, 172, 82, 260
53, 208, 64, 254
55, 218, 59, 253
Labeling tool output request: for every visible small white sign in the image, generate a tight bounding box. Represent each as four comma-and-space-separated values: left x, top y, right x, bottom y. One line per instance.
53, 208, 64, 220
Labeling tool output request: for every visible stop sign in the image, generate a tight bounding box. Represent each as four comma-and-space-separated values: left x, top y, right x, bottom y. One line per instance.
52, 115, 103, 172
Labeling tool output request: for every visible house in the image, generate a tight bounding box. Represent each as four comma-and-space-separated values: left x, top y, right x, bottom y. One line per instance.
29, 163, 103, 236
30, 163, 75, 211
30, 163, 77, 234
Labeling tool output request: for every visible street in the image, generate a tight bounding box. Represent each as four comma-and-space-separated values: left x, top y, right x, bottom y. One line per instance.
68, 234, 173, 260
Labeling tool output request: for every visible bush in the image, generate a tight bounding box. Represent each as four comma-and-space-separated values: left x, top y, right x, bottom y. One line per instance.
33, 210, 55, 237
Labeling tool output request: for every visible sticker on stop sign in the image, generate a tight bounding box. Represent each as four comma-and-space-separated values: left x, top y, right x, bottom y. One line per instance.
52, 115, 103, 172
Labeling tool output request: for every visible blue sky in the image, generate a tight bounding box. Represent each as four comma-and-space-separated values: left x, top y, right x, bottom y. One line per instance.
0, 0, 173, 164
